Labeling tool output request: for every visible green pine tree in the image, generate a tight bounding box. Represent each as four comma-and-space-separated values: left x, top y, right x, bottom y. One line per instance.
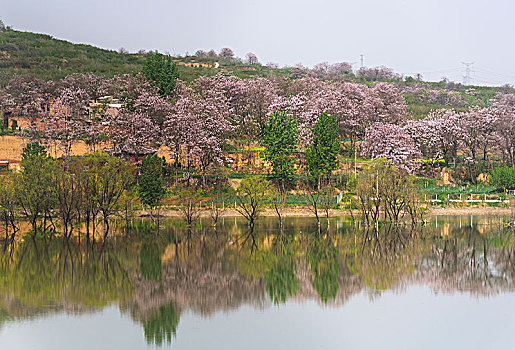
138, 154, 166, 210
305, 112, 340, 183
262, 111, 299, 187
142, 51, 178, 98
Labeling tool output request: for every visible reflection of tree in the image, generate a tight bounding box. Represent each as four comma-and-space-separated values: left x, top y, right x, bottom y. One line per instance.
143, 303, 180, 346
240, 228, 258, 254
265, 233, 299, 305
0, 308, 11, 331
421, 225, 512, 296
491, 227, 515, 283
307, 233, 340, 303
4, 218, 515, 333
350, 225, 425, 290
129, 227, 267, 320
140, 242, 162, 281
0, 239, 134, 314
233, 228, 272, 278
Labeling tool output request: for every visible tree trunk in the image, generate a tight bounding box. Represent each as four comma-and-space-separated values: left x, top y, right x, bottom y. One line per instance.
103, 216, 109, 242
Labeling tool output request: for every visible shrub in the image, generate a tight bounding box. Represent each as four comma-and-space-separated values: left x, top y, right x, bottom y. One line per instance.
490, 167, 515, 191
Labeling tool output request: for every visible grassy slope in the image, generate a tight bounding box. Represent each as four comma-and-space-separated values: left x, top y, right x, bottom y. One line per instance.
0, 30, 145, 85
0, 30, 290, 86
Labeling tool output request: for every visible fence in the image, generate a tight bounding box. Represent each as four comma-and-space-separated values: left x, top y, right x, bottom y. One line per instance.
425, 193, 510, 204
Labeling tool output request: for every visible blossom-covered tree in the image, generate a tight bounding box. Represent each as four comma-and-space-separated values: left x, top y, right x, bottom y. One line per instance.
163, 80, 232, 185
105, 92, 163, 158
1, 75, 52, 121
58, 73, 111, 101
219, 47, 235, 60
492, 94, 515, 166
103, 74, 168, 158
245, 52, 259, 65
41, 87, 91, 156
456, 107, 497, 162
404, 109, 461, 165
362, 122, 421, 173
244, 77, 278, 135
328, 62, 353, 75
356, 66, 400, 81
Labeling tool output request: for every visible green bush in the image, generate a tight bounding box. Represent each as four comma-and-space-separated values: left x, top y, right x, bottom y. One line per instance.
490, 167, 515, 191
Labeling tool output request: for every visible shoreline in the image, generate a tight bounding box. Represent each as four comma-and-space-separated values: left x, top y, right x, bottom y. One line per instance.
140, 206, 515, 218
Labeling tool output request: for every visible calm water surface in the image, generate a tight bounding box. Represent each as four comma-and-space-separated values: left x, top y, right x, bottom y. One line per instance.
1, 216, 514, 349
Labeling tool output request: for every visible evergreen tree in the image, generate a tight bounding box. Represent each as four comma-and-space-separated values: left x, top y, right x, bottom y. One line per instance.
21, 142, 47, 162
138, 154, 166, 210
142, 51, 178, 98
262, 111, 299, 186
305, 113, 339, 183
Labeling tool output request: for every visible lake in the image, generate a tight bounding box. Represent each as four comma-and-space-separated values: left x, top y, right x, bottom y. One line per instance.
0, 215, 514, 349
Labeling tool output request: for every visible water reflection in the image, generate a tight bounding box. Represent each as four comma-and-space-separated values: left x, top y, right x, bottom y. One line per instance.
0, 216, 514, 346
307, 232, 340, 303
143, 303, 180, 346
265, 233, 299, 305
140, 241, 162, 282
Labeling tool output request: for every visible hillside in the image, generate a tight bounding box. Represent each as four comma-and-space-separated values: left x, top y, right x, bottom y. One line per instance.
0, 30, 146, 85
0, 29, 512, 117
0, 30, 290, 87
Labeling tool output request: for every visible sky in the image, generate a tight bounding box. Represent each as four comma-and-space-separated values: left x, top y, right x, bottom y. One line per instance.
2, 0, 515, 85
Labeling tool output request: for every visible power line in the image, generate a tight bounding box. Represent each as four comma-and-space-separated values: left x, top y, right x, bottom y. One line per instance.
419, 67, 462, 75
475, 67, 515, 81
472, 78, 500, 85
473, 74, 505, 86
401, 67, 464, 80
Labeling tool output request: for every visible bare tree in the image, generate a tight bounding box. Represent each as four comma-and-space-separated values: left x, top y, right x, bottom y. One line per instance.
269, 184, 286, 227
235, 176, 271, 227
209, 193, 223, 226
303, 178, 321, 224
54, 164, 80, 239
180, 190, 202, 226
0, 176, 18, 243
354, 159, 423, 226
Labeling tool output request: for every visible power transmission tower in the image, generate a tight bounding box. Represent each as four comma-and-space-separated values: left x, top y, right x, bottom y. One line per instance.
462, 62, 474, 85
360, 54, 364, 68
